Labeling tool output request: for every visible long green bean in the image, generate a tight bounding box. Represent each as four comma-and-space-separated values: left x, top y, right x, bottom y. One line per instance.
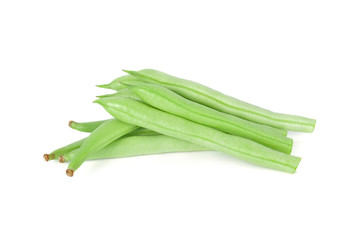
66, 119, 138, 176
127, 83, 292, 153
121, 69, 316, 132
61, 135, 209, 162
95, 97, 301, 173
44, 138, 86, 161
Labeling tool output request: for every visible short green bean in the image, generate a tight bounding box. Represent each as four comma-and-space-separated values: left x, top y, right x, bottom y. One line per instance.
122, 69, 316, 132
95, 97, 301, 173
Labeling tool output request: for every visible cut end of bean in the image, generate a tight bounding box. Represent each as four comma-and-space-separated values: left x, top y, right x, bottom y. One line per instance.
43, 153, 54, 161
68, 120, 74, 127
59, 156, 65, 163
66, 169, 74, 177
43, 154, 49, 161
310, 119, 317, 133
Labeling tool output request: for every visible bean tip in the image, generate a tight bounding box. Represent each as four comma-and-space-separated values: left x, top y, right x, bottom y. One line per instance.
66, 169, 74, 177
59, 156, 65, 163
93, 99, 103, 105
43, 153, 54, 161
122, 69, 134, 75
96, 84, 110, 89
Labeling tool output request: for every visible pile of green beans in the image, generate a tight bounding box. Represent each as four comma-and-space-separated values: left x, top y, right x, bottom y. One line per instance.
44, 69, 316, 177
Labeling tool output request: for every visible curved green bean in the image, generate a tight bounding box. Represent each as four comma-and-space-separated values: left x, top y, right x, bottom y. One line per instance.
66, 119, 138, 176
126, 83, 292, 153
68, 117, 158, 136
122, 69, 316, 132
61, 135, 209, 162
69, 119, 109, 133
95, 97, 301, 173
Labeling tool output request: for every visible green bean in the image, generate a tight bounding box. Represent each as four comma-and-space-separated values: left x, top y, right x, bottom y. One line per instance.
43, 138, 86, 161
51, 128, 160, 163
61, 135, 209, 162
96, 88, 141, 101
68, 117, 158, 136
96, 75, 137, 91
122, 69, 316, 132
66, 119, 138, 176
95, 97, 301, 173
68, 119, 109, 133
126, 83, 292, 153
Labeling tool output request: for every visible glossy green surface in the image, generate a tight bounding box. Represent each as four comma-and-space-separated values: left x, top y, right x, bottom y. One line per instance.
69, 119, 109, 133
44, 138, 86, 161
63, 135, 209, 161
95, 97, 301, 173
123, 69, 316, 132
128, 83, 293, 153
67, 119, 138, 174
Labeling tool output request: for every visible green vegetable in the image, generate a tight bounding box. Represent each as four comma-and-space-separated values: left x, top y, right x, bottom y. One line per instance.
68, 118, 158, 136
69, 119, 109, 133
66, 119, 138, 176
120, 69, 316, 132
127, 82, 292, 153
43, 138, 86, 161
95, 97, 301, 173
60, 135, 209, 162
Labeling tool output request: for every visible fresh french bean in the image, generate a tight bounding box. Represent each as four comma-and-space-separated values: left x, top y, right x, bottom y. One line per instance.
121, 69, 316, 132
127, 83, 292, 153
44, 138, 86, 161
61, 135, 209, 162
66, 119, 138, 176
69, 119, 109, 133
95, 97, 301, 173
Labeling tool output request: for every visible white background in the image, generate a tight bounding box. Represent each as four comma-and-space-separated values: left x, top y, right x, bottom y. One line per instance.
1, 0, 359, 239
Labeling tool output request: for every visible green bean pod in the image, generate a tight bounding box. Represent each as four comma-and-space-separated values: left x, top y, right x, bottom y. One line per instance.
61, 135, 209, 162
127, 83, 292, 153
43, 138, 86, 161
122, 69, 316, 133
66, 119, 138, 176
96, 75, 137, 91
69, 119, 109, 133
95, 97, 301, 173
68, 117, 158, 136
